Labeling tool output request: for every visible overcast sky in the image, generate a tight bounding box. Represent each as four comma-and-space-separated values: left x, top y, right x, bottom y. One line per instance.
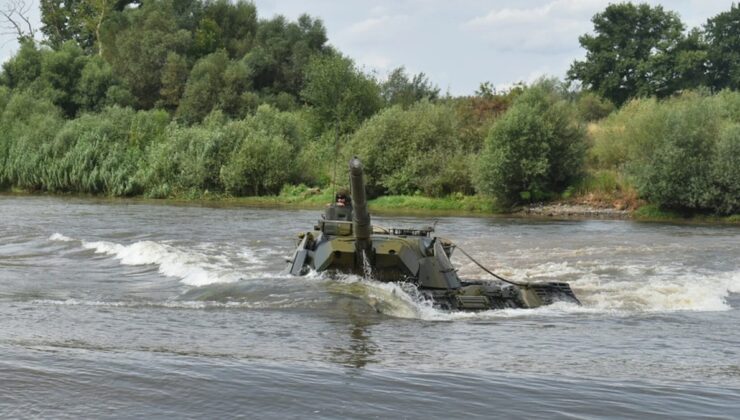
0, 0, 733, 95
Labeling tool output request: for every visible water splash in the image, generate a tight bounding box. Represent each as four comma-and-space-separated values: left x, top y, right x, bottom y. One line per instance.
48, 233, 286, 286
361, 249, 374, 279
48, 232, 739, 318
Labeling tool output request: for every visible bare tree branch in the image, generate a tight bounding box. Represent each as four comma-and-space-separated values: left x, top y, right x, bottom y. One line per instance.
0, 0, 37, 41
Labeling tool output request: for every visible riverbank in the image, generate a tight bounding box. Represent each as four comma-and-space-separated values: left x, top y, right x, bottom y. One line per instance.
3, 189, 739, 224
518, 203, 631, 219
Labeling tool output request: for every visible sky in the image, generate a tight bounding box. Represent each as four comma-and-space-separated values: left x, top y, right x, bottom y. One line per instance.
0, 0, 734, 95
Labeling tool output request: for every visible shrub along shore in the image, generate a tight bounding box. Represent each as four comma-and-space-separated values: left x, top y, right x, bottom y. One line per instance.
1, 86, 739, 223
1, 2, 739, 222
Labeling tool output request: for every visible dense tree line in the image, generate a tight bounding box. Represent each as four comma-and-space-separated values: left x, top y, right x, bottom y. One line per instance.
568, 3, 740, 105
1, 1, 739, 215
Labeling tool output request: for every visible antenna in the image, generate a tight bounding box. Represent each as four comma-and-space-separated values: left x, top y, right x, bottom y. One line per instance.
330, 116, 339, 201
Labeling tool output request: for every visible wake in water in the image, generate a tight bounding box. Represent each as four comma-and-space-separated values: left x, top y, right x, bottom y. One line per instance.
50, 233, 288, 286
48, 233, 740, 319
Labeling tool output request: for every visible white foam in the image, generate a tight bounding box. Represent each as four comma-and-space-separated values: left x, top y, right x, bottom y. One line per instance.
48, 234, 287, 286
80, 239, 239, 286
576, 270, 740, 312
329, 275, 439, 320
332, 256, 740, 319
327, 275, 610, 321
49, 233, 74, 242
47, 233, 740, 317
456, 247, 740, 314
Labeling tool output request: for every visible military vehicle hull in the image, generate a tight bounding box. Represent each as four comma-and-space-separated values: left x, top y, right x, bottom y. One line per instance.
288, 158, 580, 311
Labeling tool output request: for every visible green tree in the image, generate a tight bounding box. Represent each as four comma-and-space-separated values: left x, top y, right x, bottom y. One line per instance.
621, 92, 740, 214
475, 81, 586, 205
218, 59, 253, 118
37, 41, 88, 117
176, 50, 228, 123
101, 0, 191, 109
176, 51, 253, 123
40, 0, 138, 53
590, 90, 740, 214
301, 53, 381, 134
704, 4, 740, 91
158, 52, 190, 111
197, 0, 257, 58
74, 55, 119, 112
568, 3, 699, 106
244, 14, 327, 96
380, 67, 440, 108
193, 17, 222, 57
40, 0, 93, 50
0, 39, 42, 89
1, 41, 92, 118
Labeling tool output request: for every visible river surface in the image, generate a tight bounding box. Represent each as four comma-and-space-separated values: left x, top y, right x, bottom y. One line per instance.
1, 196, 739, 419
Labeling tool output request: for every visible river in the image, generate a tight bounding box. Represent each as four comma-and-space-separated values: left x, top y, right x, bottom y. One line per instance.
1, 196, 739, 418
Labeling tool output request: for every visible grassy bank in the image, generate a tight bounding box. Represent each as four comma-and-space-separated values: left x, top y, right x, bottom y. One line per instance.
632, 204, 740, 224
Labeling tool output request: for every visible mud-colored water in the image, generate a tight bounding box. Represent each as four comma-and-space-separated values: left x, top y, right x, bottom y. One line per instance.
1, 196, 739, 418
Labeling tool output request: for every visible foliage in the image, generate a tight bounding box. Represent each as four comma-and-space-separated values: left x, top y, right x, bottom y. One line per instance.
0, 39, 42, 88
576, 92, 615, 121
588, 98, 656, 170
704, 4, 740, 91
220, 105, 304, 195
592, 91, 740, 214
0, 40, 131, 117
711, 124, 740, 214
2, 0, 739, 219
380, 67, 440, 108
158, 52, 190, 111
245, 14, 327, 97
568, 3, 703, 106
75, 54, 119, 112
349, 100, 474, 197
101, 0, 191, 109
301, 53, 382, 135
0, 92, 64, 189
0, 92, 312, 197
452, 89, 518, 154
475, 80, 587, 205
195, 0, 257, 58
176, 50, 230, 123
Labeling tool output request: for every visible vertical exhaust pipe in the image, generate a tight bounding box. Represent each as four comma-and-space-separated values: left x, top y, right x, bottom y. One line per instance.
349, 157, 372, 254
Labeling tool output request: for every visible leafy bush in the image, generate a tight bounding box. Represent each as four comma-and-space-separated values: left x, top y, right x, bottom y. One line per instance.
474, 80, 587, 205
220, 105, 302, 195
576, 92, 615, 121
711, 124, 740, 214
592, 90, 740, 214
348, 100, 474, 197
588, 99, 658, 169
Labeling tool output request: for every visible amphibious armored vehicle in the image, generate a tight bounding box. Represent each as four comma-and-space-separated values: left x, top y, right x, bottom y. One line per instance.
288, 157, 580, 311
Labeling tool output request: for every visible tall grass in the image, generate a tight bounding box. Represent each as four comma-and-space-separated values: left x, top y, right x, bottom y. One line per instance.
0, 94, 314, 198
